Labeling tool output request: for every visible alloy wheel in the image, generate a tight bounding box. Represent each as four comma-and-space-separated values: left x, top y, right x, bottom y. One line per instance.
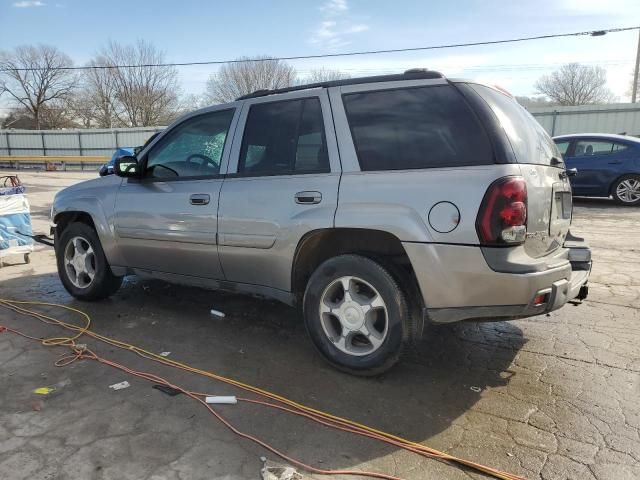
616, 178, 640, 203
63, 236, 97, 289
318, 276, 388, 356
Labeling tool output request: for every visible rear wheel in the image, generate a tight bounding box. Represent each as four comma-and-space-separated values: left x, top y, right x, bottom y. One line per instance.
303, 254, 413, 376
612, 175, 640, 205
56, 222, 122, 301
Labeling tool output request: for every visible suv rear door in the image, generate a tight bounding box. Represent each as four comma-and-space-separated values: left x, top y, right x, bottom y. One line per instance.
217, 90, 340, 294
467, 84, 572, 258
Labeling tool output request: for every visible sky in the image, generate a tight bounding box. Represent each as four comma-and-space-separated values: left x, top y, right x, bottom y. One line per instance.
1, 0, 640, 112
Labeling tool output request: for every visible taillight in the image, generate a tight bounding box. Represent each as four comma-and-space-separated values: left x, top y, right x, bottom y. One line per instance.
476, 176, 527, 245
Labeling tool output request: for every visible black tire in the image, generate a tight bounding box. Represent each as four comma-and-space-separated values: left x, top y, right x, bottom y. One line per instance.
56, 222, 122, 301
303, 254, 413, 376
612, 174, 640, 206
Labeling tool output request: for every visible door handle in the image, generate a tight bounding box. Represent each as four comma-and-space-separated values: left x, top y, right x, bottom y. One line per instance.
607, 161, 622, 165
294, 191, 322, 204
190, 194, 210, 205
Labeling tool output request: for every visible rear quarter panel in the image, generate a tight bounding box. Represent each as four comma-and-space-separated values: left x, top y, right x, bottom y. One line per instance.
334, 165, 522, 243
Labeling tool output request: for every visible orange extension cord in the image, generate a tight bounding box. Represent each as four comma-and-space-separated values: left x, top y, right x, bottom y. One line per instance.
0, 299, 526, 480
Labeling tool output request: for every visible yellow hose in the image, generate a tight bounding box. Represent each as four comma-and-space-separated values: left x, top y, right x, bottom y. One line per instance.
0, 298, 525, 480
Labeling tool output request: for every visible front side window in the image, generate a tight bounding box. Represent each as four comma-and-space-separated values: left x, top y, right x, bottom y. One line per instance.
238, 98, 329, 175
342, 85, 494, 171
573, 140, 627, 157
146, 109, 235, 178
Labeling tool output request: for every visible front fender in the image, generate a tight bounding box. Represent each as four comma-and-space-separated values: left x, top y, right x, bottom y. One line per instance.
52, 177, 123, 267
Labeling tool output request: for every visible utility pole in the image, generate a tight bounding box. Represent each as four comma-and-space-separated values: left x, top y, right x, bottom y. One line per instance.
633, 28, 640, 103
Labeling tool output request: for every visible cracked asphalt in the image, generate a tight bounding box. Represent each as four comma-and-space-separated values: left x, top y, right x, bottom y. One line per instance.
0, 171, 638, 480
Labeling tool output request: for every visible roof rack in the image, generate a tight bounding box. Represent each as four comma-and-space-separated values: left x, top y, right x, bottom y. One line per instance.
236, 69, 444, 100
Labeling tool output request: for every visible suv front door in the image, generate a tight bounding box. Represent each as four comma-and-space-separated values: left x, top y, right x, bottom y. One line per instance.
218, 91, 340, 295
113, 107, 239, 279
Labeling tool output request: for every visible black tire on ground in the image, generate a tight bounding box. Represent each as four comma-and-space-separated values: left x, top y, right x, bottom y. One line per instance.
612, 174, 640, 206
56, 222, 122, 301
303, 254, 414, 376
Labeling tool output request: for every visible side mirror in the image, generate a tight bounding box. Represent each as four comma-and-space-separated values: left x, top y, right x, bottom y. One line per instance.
114, 155, 140, 178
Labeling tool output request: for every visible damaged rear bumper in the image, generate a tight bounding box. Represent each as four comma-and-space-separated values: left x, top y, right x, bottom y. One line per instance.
404, 234, 591, 325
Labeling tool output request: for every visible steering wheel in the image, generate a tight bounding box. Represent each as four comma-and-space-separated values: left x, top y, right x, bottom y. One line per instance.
185, 153, 218, 173
148, 163, 179, 177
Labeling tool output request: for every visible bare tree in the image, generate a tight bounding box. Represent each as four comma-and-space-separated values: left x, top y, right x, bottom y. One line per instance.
95, 40, 180, 127
76, 55, 121, 128
535, 63, 615, 106
39, 101, 76, 129
300, 68, 350, 84
175, 93, 206, 114
0, 44, 78, 129
66, 89, 100, 128
205, 56, 296, 104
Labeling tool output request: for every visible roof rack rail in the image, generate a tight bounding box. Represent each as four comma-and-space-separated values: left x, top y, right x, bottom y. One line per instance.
236, 69, 444, 100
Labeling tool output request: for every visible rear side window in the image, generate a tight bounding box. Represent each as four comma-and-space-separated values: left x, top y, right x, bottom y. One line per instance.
342, 85, 494, 171
238, 98, 329, 175
471, 85, 560, 166
573, 140, 627, 157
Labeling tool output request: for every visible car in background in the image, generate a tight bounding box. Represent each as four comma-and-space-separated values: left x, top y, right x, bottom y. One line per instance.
99, 147, 134, 177
553, 133, 640, 205
99, 132, 162, 177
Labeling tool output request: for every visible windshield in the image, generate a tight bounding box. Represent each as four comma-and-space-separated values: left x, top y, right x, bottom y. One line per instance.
470, 84, 563, 167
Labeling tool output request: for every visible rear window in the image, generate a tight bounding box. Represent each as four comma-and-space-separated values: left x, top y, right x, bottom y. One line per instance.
470, 84, 561, 166
342, 85, 494, 171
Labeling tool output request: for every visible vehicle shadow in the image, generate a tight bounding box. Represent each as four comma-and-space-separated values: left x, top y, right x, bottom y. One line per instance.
0, 271, 526, 475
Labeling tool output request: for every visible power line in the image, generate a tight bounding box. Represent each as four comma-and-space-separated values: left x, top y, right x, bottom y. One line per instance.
0, 59, 634, 111
1, 58, 631, 108
1, 26, 638, 73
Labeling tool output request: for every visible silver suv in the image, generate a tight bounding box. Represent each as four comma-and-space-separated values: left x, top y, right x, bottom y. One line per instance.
52, 70, 591, 375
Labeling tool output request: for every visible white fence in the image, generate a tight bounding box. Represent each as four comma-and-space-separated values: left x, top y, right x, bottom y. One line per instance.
529, 103, 640, 137
0, 126, 163, 157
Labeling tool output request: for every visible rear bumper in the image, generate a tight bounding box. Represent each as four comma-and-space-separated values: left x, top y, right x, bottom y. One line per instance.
403, 240, 591, 324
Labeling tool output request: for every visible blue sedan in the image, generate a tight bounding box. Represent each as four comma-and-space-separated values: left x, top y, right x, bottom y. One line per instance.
99, 147, 134, 177
553, 133, 640, 205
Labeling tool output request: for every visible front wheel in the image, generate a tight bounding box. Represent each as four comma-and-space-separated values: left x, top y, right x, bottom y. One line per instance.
612, 175, 640, 205
303, 254, 414, 376
56, 222, 122, 301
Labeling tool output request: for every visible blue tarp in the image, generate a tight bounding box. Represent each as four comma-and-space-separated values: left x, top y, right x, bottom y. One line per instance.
0, 186, 34, 257
0, 212, 33, 250
0, 186, 26, 196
